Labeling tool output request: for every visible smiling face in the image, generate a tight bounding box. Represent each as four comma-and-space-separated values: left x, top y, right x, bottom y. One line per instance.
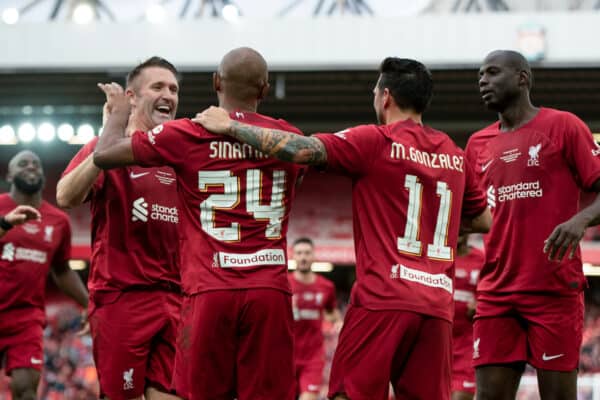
127, 66, 179, 130
478, 51, 528, 112
7, 150, 45, 195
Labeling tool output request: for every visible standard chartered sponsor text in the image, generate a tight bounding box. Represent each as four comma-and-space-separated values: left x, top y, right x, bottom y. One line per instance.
151, 204, 179, 223
497, 180, 543, 202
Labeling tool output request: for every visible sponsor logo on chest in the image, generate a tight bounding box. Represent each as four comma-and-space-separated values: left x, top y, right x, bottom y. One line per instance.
1, 242, 47, 264
131, 197, 179, 224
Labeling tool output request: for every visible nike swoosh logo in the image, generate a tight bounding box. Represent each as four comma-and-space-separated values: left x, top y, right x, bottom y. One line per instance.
130, 172, 150, 179
30, 357, 43, 365
481, 160, 493, 172
463, 381, 476, 388
542, 353, 564, 361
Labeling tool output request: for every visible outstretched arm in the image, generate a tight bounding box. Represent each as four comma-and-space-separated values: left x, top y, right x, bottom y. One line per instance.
193, 106, 328, 166
93, 83, 136, 169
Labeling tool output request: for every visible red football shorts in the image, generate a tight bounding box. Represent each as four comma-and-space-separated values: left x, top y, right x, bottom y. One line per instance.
473, 292, 583, 371
452, 335, 476, 394
328, 305, 452, 400
89, 289, 181, 400
0, 309, 44, 374
172, 289, 295, 400
295, 357, 325, 395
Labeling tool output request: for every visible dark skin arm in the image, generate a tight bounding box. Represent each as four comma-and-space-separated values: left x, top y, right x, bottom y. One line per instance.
193, 106, 328, 166
93, 83, 136, 169
544, 178, 600, 261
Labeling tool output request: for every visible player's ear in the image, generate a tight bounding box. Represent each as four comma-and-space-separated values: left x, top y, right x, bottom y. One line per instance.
258, 82, 270, 100
383, 87, 392, 109
125, 87, 136, 106
213, 72, 221, 92
518, 70, 530, 89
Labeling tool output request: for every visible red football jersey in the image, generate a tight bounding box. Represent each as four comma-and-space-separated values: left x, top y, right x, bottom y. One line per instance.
465, 108, 600, 295
452, 247, 483, 348
289, 273, 337, 362
0, 194, 71, 323
315, 120, 487, 322
131, 113, 305, 295
62, 137, 180, 294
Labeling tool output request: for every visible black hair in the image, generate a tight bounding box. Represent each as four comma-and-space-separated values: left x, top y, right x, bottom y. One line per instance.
126, 56, 180, 88
378, 57, 433, 114
293, 237, 314, 247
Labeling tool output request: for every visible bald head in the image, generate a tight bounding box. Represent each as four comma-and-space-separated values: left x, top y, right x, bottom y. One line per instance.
484, 50, 533, 89
216, 47, 269, 103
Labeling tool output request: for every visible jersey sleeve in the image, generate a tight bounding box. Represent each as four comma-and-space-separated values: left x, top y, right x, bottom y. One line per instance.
562, 113, 600, 190
461, 160, 488, 218
61, 137, 105, 196
464, 135, 479, 172
131, 119, 195, 169
53, 217, 72, 266
314, 125, 380, 176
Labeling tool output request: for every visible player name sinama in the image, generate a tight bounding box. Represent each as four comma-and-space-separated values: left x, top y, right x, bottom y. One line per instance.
209, 141, 269, 160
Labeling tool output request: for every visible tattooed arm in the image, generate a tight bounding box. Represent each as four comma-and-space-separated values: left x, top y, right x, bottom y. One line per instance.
193, 106, 328, 166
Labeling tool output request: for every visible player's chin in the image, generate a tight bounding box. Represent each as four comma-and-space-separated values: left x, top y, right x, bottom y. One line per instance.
483, 99, 502, 111
152, 112, 174, 125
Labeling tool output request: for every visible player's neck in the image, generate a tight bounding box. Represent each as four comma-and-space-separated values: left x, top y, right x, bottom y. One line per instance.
294, 269, 316, 284
126, 115, 152, 137
219, 97, 258, 114
498, 98, 539, 132
9, 188, 42, 208
384, 108, 422, 126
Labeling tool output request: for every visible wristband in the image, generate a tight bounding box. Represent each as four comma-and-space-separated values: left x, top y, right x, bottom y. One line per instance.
0, 216, 13, 231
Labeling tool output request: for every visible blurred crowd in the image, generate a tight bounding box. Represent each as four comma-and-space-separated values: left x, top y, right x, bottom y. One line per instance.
0, 303, 98, 400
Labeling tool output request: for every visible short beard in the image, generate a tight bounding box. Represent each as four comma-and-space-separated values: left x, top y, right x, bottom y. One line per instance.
13, 175, 44, 195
